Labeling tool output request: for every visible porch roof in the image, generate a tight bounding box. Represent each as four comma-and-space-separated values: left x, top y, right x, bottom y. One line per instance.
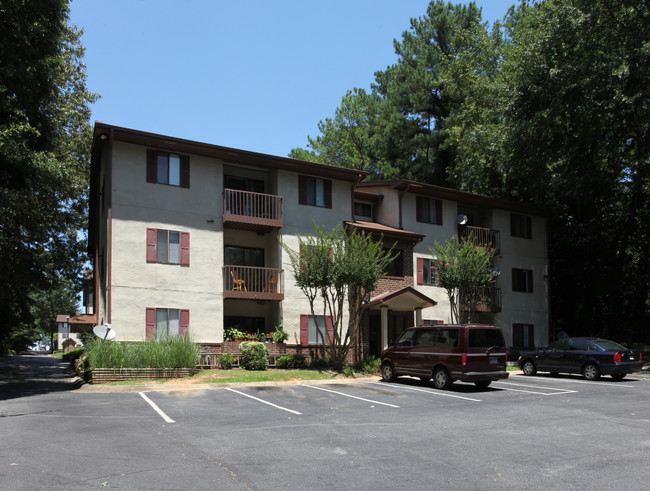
365, 286, 437, 312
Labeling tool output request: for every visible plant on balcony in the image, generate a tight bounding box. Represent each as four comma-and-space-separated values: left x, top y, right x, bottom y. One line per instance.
272, 325, 290, 343
224, 327, 245, 341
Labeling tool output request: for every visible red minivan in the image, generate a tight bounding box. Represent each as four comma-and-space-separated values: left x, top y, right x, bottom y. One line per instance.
380, 324, 509, 390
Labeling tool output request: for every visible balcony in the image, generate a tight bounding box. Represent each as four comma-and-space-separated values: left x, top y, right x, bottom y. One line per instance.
223, 189, 284, 232
223, 265, 284, 301
459, 225, 500, 254
460, 286, 502, 313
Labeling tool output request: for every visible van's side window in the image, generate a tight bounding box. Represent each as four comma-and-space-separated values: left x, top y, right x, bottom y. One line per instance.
413, 330, 435, 347
434, 329, 459, 348
396, 330, 415, 347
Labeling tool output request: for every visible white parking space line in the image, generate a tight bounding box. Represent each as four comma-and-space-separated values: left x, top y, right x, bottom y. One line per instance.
369, 382, 482, 402
304, 385, 400, 408
510, 374, 638, 387
493, 382, 576, 396
139, 392, 175, 423
225, 388, 302, 415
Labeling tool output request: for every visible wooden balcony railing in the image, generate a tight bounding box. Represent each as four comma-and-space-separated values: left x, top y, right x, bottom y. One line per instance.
223, 265, 284, 300
223, 189, 284, 231
460, 286, 502, 313
459, 225, 500, 253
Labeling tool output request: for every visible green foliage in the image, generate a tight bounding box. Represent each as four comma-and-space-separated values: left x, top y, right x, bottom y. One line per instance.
0, 0, 99, 347
62, 347, 85, 364
276, 354, 307, 369
217, 353, 235, 370
353, 355, 381, 374
272, 329, 290, 343
429, 235, 495, 323
84, 336, 199, 369
309, 356, 332, 370
342, 365, 355, 377
239, 341, 269, 371
281, 223, 395, 369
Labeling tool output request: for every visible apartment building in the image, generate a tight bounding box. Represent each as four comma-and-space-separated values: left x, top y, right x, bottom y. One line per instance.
89, 123, 549, 362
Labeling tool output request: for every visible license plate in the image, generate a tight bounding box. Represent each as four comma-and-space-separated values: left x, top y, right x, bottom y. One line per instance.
489, 357, 498, 364
630, 356, 635, 361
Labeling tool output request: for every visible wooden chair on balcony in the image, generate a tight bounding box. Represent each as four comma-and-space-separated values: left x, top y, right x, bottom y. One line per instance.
263, 274, 278, 293
230, 270, 247, 291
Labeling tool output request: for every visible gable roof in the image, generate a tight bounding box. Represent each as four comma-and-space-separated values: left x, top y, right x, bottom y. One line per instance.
365, 286, 437, 311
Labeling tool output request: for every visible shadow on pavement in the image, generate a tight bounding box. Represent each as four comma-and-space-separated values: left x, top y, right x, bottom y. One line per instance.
0, 352, 83, 401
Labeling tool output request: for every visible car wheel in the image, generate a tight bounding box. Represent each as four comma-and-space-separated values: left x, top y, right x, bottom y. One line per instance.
381, 362, 396, 382
611, 373, 626, 381
474, 381, 491, 390
582, 362, 600, 381
432, 367, 452, 390
521, 359, 537, 376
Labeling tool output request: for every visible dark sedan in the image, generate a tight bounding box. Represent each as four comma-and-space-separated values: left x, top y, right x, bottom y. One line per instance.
518, 337, 643, 380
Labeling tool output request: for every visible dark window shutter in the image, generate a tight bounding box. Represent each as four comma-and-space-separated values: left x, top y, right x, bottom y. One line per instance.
526, 216, 532, 239
179, 309, 190, 336
300, 314, 309, 344
180, 155, 190, 188
513, 324, 523, 347
146, 228, 157, 262
146, 150, 157, 183
146, 308, 156, 340
298, 176, 307, 205
326, 316, 334, 343
416, 196, 423, 223
435, 199, 443, 225
416, 257, 424, 285
527, 271, 534, 293
180, 232, 190, 266
324, 179, 332, 209
510, 214, 517, 237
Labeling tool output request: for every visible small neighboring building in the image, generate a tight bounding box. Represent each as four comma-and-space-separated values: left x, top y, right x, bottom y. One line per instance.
88, 123, 549, 361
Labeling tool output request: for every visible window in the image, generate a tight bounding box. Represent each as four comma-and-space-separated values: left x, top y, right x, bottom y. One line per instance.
145, 308, 189, 340
300, 314, 333, 345
421, 319, 444, 326
512, 268, 534, 293
416, 257, 439, 285
299, 175, 332, 208
512, 323, 534, 348
384, 248, 404, 277
146, 228, 190, 265
416, 196, 442, 225
146, 149, 190, 188
225, 246, 264, 267
354, 202, 372, 220
511, 213, 532, 239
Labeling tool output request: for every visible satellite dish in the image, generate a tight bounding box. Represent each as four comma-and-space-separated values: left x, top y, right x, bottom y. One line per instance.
457, 214, 468, 225
491, 267, 501, 277
93, 324, 116, 340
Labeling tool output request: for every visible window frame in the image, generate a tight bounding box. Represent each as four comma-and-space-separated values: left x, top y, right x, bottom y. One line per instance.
510, 213, 532, 239
146, 149, 190, 188
146, 228, 190, 265
416, 196, 443, 226
298, 175, 332, 208
512, 268, 534, 293
512, 323, 534, 348
146, 307, 189, 340
416, 257, 440, 285
300, 314, 334, 345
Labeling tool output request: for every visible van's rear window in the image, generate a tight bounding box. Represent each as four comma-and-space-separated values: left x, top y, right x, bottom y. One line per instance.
468, 329, 505, 348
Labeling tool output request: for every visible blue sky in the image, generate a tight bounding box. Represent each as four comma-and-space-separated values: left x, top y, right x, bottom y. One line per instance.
70, 0, 515, 158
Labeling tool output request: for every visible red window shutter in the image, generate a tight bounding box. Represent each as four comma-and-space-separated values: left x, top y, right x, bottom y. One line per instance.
300, 314, 309, 344
435, 199, 443, 225
416, 257, 424, 285
326, 316, 334, 343
324, 179, 332, 209
146, 308, 156, 340
179, 309, 190, 336
146, 150, 157, 183
416, 196, 423, 223
146, 228, 157, 262
298, 176, 307, 205
180, 155, 190, 188
180, 232, 190, 266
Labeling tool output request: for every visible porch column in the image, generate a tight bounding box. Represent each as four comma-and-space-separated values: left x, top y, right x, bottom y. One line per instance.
381, 306, 389, 350
415, 307, 423, 327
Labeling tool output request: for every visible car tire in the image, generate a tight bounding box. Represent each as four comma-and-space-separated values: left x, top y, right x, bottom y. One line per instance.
582, 362, 600, 381
611, 373, 626, 381
474, 380, 491, 390
521, 359, 537, 376
432, 367, 452, 390
381, 362, 396, 382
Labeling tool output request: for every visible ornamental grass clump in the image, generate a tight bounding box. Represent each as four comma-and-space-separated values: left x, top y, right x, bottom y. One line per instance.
239, 341, 269, 370
85, 335, 199, 369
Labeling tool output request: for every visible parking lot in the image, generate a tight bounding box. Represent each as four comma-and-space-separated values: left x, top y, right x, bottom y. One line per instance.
3, 361, 650, 490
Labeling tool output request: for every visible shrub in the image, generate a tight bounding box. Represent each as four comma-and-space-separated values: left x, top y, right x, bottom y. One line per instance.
353, 355, 381, 374
309, 356, 332, 370
272, 329, 290, 343
342, 364, 355, 377
239, 341, 269, 370
84, 335, 199, 369
218, 352, 236, 369
62, 347, 86, 364
276, 354, 307, 369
